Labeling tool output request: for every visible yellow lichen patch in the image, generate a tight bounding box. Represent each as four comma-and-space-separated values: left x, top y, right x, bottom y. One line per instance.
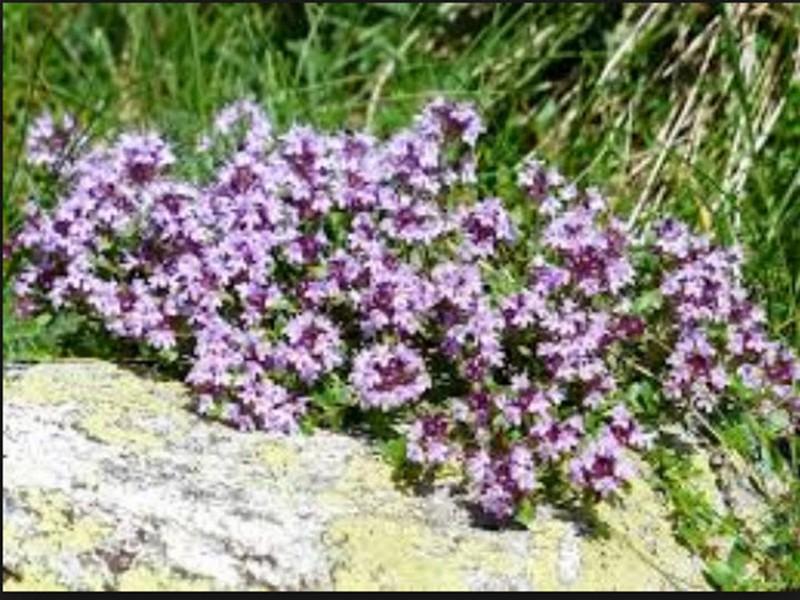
595, 477, 707, 590
326, 451, 401, 500
3, 489, 113, 592
526, 516, 677, 591
582, 533, 697, 591
317, 451, 415, 520
72, 389, 192, 453
526, 518, 573, 590
328, 516, 468, 591
525, 477, 708, 591
78, 410, 165, 451
2, 565, 70, 592
2, 360, 105, 406
4, 361, 191, 415
324, 453, 529, 590
450, 535, 527, 579
257, 441, 300, 473
10, 488, 113, 555
116, 565, 215, 591
3, 522, 21, 545
339, 452, 397, 493
5, 361, 193, 453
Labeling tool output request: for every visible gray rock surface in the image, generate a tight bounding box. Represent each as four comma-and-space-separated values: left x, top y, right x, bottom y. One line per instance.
3, 360, 710, 590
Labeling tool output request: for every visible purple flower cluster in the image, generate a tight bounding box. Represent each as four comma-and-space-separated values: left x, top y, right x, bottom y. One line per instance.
654, 218, 799, 418
399, 156, 795, 519
10, 99, 797, 521
466, 445, 536, 519
568, 433, 636, 498
406, 414, 451, 466
279, 311, 343, 383
12, 97, 487, 430
457, 198, 516, 260
198, 97, 273, 155
401, 163, 660, 516
351, 343, 431, 410
25, 111, 80, 171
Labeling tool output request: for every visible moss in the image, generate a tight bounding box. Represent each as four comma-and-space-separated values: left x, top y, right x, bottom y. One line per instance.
687, 452, 726, 511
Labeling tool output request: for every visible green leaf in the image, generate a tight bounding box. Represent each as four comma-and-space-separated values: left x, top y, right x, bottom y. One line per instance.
312, 375, 350, 408
706, 560, 737, 590
727, 541, 749, 580
632, 289, 663, 315
514, 497, 536, 528
381, 436, 407, 470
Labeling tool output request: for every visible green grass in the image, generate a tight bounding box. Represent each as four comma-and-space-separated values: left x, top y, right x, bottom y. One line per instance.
3, 3, 798, 355
2, 3, 799, 590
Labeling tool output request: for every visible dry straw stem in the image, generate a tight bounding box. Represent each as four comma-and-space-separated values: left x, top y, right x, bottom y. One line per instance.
627, 20, 719, 231
599, 4, 668, 86
366, 28, 422, 132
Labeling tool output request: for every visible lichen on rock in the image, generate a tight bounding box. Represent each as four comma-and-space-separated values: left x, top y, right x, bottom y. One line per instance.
3, 361, 711, 590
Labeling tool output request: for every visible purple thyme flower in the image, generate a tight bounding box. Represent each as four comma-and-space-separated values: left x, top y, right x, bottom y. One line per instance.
457, 198, 515, 260
353, 254, 436, 336
350, 342, 431, 410
664, 329, 728, 412
605, 404, 653, 450
530, 414, 584, 461
25, 111, 80, 172
279, 311, 344, 383
406, 414, 452, 466
569, 432, 636, 498
200, 97, 273, 155
432, 261, 484, 312
378, 192, 449, 245
517, 156, 566, 209
112, 132, 175, 186
465, 445, 536, 520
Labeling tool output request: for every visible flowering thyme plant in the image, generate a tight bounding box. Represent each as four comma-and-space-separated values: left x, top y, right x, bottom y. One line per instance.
8, 98, 798, 522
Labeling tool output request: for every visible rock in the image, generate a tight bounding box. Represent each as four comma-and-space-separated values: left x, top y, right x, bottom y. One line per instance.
3, 361, 709, 591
